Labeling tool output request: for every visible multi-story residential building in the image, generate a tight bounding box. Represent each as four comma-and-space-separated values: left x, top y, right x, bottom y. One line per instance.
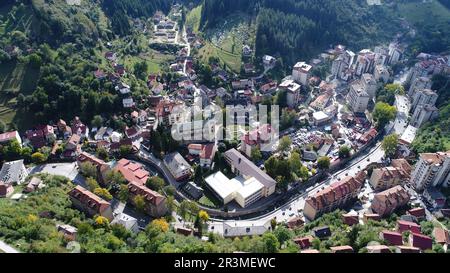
354, 49, 376, 76
370, 185, 410, 217
347, 81, 370, 113
279, 79, 301, 108
240, 124, 273, 158
369, 159, 412, 191
292, 61, 312, 85
114, 159, 150, 186
127, 182, 167, 217
77, 152, 110, 182
68, 185, 113, 220
155, 99, 188, 126
410, 104, 439, 128
361, 73, 377, 98
374, 64, 390, 83
410, 151, 450, 190
163, 152, 192, 181
0, 159, 28, 185
388, 43, 403, 65
224, 148, 276, 197
303, 172, 366, 220
410, 89, 438, 114
187, 143, 217, 168
408, 76, 432, 97
423, 187, 446, 209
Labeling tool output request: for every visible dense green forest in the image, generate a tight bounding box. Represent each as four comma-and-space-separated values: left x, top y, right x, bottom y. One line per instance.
102, 0, 170, 36
199, 0, 403, 68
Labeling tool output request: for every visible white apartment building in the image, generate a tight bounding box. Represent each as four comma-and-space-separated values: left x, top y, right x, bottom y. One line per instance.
410, 89, 438, 113
279, 79, 301, 108
374, 64, 390, 83
354, 49, 375, 76
347, 81, 370, 113
361, 73, 377, 98
408, 76, 432, 97
410, 152, 450, 190
292, 61, 312, 85
204, 171, 264, 208
410, 104, 439, 128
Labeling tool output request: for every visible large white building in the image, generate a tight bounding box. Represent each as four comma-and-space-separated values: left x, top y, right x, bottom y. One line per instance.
204, 171, 264, 208
224, 149, 276, 197
410, 151, 450, 190
347, 81, 370, 113
292, 61, 312, 85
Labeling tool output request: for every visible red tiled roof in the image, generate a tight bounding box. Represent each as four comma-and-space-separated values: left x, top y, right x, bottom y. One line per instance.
293, 236, 313, 249
380, 230, 403, 246
410, 233, 432, 250
127, 182, 165, 206
433, 227, 450, 245
398, 220, 421, 234
114, 159, 149, 185
69, 185, 110, 213
305, 173, 365, 211
408, 207, 426, 218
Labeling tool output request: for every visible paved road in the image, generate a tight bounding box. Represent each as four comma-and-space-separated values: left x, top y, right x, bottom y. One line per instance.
0, 240, 19, 253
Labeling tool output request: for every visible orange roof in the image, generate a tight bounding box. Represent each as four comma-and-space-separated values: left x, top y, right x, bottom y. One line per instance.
114, 159, 149, 185
305, 173, 365, 211
69, 185, 110, 213
128, 182, 165, 206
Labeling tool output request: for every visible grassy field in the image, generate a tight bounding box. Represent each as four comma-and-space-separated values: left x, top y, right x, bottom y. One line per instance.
186, 4, 202, 33
198, 41, 242, 72
0, 60, 39, 127
196, 12, 256, 73
397, 0, 450, 24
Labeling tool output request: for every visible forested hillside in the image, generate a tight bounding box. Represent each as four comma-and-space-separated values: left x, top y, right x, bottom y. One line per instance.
101, 0, 170, 36
200, 0, 403, 68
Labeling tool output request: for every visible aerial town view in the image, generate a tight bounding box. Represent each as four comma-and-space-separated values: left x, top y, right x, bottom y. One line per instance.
0, 0, 449, 258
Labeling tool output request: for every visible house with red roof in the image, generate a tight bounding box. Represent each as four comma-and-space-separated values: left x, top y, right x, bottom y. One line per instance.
409, 233, 432, 250
330, 245, 353, 253
433, 227, 449, 245
68, 185, 113, 220
127, 182, 167, 217
293, 236, 313, 249
380, 230, 403, 246
407, 207, 426, 220
114, 159, 149, 186
187, 143, 217, 168
342, 213, 359, 226
397, 220, 421, 234
303, 171, 366, 220
363, 213, 381, 223
240, 124, 273, 158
